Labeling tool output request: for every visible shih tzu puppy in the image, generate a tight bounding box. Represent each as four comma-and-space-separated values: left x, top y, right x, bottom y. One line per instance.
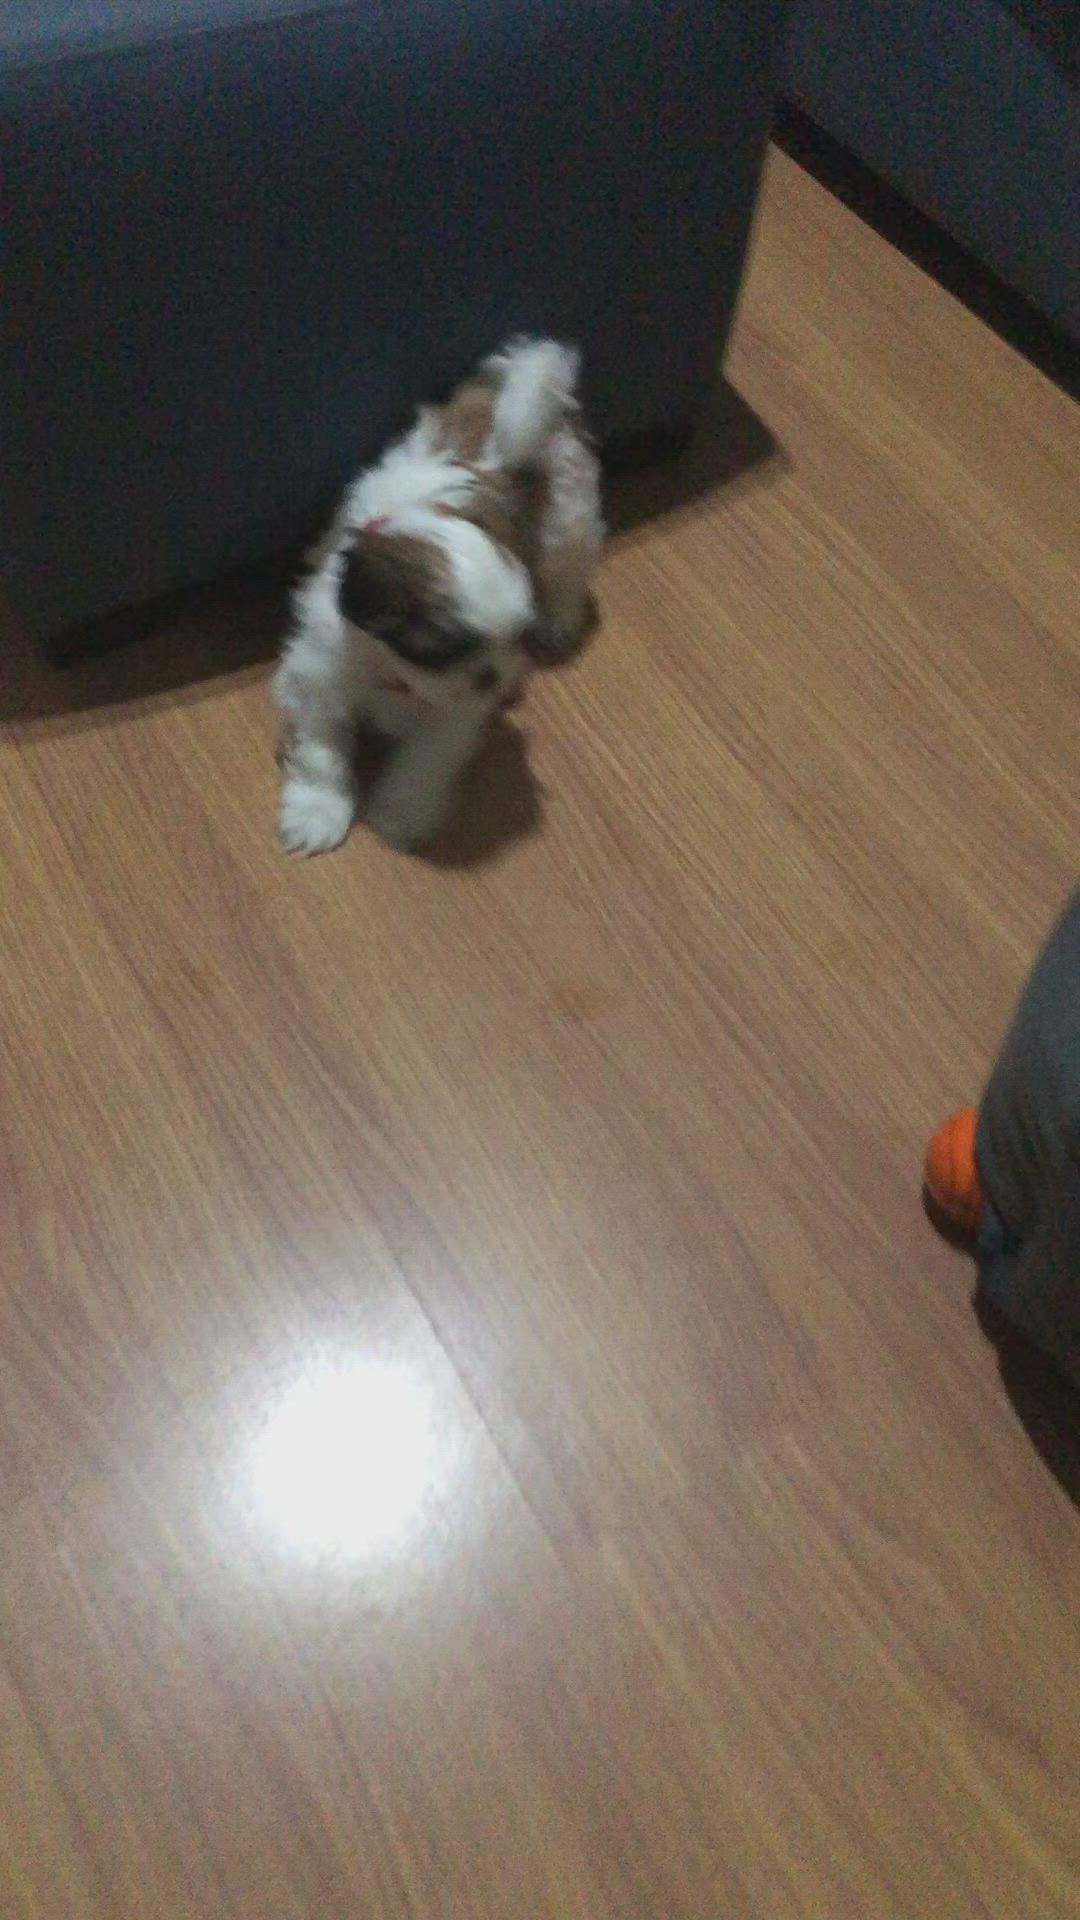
274, 337, 604, 854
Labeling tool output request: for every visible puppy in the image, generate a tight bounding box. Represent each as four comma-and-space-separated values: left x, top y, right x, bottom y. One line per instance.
274, 338, 603, 854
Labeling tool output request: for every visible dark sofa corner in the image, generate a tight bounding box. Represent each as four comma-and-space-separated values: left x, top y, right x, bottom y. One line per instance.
1, 0, 789, 647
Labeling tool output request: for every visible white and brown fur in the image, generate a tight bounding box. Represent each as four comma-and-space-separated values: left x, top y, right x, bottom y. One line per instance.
275, 338, 603, 853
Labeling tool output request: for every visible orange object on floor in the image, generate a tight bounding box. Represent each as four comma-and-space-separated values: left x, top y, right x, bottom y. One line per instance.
924, 1106, 984, 1237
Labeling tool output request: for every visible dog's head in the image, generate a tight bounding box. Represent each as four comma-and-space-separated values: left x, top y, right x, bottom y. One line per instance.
339, 513, 532, 707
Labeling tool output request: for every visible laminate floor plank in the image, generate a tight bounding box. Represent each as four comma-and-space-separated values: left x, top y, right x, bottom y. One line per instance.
1, 148, 1078, 1918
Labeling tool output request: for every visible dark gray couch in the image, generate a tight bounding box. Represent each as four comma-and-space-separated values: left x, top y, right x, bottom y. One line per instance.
1, 0, 788, 644
786, 0, 1080, 345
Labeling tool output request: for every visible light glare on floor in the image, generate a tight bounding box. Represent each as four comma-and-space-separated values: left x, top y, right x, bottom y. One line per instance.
251, 1359, 432, 1557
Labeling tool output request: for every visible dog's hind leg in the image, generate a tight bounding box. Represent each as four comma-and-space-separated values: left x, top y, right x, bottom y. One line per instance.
366, 705, 489, 851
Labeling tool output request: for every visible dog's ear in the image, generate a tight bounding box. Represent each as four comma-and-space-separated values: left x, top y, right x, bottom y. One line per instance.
339, 545, 387, 632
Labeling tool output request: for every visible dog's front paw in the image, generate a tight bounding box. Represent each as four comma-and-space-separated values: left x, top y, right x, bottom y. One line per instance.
279, 779, 356, 855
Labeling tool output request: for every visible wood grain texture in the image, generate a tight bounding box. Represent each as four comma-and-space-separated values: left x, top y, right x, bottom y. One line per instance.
1, 148, 1079, 1918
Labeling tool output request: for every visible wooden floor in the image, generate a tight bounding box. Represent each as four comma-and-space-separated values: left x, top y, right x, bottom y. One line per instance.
2, 150, 1079, 1918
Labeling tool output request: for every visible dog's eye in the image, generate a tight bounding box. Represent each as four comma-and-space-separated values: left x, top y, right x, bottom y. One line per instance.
386, 621, 482, 672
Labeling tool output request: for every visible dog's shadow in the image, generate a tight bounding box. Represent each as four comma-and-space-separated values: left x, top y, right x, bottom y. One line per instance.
354, 717, 542, 870
604, 382, 783, 541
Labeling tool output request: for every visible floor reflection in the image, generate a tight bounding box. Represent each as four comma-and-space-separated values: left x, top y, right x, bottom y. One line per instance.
250, 1358, 434, 1559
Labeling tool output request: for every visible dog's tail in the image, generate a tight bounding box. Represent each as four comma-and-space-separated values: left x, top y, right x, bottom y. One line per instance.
484, 337, 581, 471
